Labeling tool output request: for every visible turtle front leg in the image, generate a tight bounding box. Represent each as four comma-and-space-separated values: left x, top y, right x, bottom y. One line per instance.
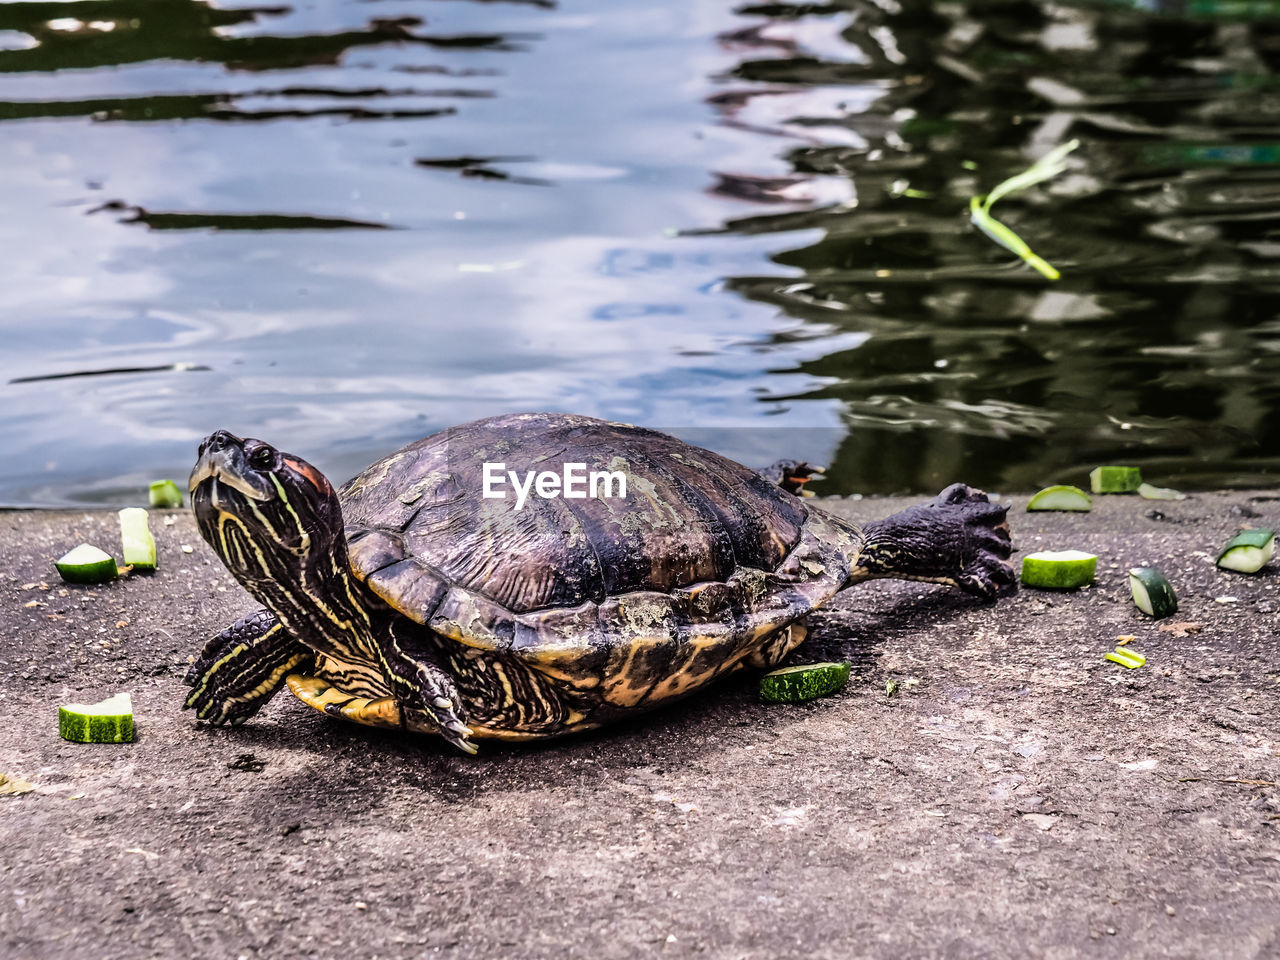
760, 459, 825, 497
373, 620, 477, 755
851, 483, 1014, 598
184, 609, 313, 725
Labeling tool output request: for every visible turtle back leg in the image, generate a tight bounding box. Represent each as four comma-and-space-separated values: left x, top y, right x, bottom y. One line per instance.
850, 483, 1014, 597
759, 459, 825, 496
184, 609, 313, 725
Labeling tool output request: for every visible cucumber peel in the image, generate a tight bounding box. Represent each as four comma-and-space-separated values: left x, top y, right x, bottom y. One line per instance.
1090, 466, 1142, 494
54, 544, 118, 585
760, 662, 850, 703
58, 693, 134, 743
1138, 483, 1185, 501
1026, 485, 1092, 512
1217, 528, 1275, 573
149, 479, 184, 508
1128, 567, 1178, 619
1105, 649, 1146, 669
1020, 550, 1097, 589
118, 507, 156, 573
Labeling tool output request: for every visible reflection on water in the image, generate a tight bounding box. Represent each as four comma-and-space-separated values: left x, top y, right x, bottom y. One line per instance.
0, 0, 1276, 504
717, 0, 1280, 492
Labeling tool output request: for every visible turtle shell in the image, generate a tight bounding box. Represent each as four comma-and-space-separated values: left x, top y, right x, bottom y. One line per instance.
338, 413, 858, 711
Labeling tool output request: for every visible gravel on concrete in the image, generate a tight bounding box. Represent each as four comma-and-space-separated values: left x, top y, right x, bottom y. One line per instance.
2, 491, 1279, 959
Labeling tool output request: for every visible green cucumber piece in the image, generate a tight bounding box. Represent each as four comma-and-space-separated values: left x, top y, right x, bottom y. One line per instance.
1128, 567, 1178, 618
760, 662, 851, 704
149, 479, 184, 509
1019, 550, 1097, 589
58, 693, 134, 743
118, 507, 157, 573
1090, 466, 1142, 494
1216, 528, 1276, 573
54, 544, 118, 585
1105, 649, 1146, 669
1026, 485, 1092, 512
1138, 483, 1185, 501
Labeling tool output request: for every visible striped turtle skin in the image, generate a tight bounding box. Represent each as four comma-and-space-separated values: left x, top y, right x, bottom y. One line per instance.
184, 413, 1014, 753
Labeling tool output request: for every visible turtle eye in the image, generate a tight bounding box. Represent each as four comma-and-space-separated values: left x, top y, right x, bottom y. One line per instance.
248, 445, 274, 470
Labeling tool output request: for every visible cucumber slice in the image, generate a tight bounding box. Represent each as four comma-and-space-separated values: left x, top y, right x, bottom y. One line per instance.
1026, 485, 1092, 512
149, 479, 184, 508
1138, 483, 1185, 501
1216, 528, 1276, 573
1128, 567, 1178, 619
54, 544, 118, 585
58, 693, 134, 743
118, 507, 156, 573
1090, 466, 1142, 494
759, 662, 851, 703
1105, 649, 1146, 669
1019, 550, 1097, 589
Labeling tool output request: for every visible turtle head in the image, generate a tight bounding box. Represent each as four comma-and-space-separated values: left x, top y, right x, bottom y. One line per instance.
190, 430, 344, 580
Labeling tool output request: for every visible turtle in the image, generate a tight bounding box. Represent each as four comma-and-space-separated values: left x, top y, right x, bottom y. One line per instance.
184, 412, 1013, 754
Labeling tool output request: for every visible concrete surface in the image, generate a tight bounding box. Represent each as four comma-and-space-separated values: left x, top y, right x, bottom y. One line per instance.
1, 491, 1278, 959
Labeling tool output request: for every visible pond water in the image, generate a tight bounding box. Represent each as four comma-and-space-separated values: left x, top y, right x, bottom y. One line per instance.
1, 0, 1277, 506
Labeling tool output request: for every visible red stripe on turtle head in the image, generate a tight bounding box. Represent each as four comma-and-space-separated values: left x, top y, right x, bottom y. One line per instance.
282, 457, 332, 496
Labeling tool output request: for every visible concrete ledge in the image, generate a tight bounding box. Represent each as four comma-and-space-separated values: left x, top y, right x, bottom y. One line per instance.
1, 491, 1278, 958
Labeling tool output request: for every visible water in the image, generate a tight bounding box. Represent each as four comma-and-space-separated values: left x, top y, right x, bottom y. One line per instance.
1, 0, 1277, 506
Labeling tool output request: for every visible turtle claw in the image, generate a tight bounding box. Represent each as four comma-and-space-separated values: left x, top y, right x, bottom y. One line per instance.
186, 686, 256, 727
184, 611, 310, 727
185, 682, 232, 723
440, 717, 479, 755
405, 700, 477, 754
426, 704, 478, 755
856, 484, 1015, 597
388, 656, 478, 755
925, 484, 1014, 598
440, 721, 481, 757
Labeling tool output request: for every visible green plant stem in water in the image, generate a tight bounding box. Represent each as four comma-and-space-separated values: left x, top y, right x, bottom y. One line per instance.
969, 139, 1079, 280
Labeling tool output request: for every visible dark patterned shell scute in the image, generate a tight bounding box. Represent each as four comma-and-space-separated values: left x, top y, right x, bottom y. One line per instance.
494, 509, 856, 710
339, 413, 811, 617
